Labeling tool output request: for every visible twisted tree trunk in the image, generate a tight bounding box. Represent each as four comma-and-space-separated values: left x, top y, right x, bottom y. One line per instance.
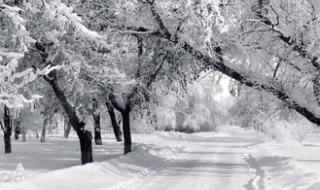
109, 94, 132, 154
106, 102, 122, 142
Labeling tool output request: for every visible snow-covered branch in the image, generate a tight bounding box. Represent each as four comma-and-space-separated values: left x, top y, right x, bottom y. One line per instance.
141, 0, 320, 126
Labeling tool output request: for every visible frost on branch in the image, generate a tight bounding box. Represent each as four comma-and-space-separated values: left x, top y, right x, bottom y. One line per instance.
42, 1, 102, 43
0, 3, 41, 108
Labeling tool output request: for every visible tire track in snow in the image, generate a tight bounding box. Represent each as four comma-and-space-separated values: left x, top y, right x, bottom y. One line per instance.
244, 155, 266, 190
106, 159, 172, 190
130, 133, 259, 190
243, 142, 320, 190
107, 145, 184, 190
244, 141, 265, 190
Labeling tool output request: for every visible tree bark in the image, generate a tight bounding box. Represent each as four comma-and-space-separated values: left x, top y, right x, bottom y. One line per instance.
77, 125, 93, 164
4, 106, 12, 153
109, 94, 132, 154
44, 71, 93, 164
4, 132, 11, 153
21, 125, 26, 142
14, 118, 21, 140
93, 98, 102, 145
93, 113, 102, 145
63, 115, 72, 139
122, 110, 132, 154
106, 102, 122, 142
40, 118, 48, 143
313, 75, 320, 107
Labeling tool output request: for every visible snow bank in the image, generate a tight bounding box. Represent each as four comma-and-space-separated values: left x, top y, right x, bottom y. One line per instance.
0, 144, 175, 190
3, 127, 320, 190
245, 142, 320, 190
0, 164, 26, 184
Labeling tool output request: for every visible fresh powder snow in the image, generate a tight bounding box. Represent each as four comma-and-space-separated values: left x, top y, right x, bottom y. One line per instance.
1, 126, 320, 190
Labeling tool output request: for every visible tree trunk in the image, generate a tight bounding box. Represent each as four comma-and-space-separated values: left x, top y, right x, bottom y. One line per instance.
106, 102, 122, 142
35, 130, 39, 139
76, 123, 93, 164
43, 70, 93, 164
4, 132, 11, 153
4, 106, 12, 153
313, 75, 320, 107
109, 94, 132, 154
14, 118, 21, 140
93, 98, 102, 145
14, 131, 19, 140
40, 118, 48, 143
21, 126, 26, 142
64, 117, 71, 139
93, 113, 102, 145
122, 110, 132, 154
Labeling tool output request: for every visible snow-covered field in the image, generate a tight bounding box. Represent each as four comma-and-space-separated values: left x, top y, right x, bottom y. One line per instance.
1, 126, 320, 190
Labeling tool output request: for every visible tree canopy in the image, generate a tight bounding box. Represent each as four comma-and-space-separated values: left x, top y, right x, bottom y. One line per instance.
2, 0, 320, 163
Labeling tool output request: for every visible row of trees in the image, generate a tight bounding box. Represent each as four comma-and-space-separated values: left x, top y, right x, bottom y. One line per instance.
1, 0, 320, 164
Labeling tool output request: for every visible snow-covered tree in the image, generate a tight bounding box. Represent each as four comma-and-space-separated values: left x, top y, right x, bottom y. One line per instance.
0, 2, 47, 153
107, 0, 320, 129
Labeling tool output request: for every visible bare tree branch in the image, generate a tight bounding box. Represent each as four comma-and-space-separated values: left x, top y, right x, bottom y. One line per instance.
138, 0, 171, 39
273, 57, 283, 78
146, 52, 168, 87
253, 0, 320, 71
0, 121, 5, 134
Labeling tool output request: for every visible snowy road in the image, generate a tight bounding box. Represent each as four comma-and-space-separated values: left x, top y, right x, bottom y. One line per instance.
132, 132, 257, 190
2, 126, 320, 190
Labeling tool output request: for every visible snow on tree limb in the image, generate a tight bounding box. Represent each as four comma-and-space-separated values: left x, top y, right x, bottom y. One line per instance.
138, 0, 320, 126
43, 1, 102, 42
0, 3, 44, 109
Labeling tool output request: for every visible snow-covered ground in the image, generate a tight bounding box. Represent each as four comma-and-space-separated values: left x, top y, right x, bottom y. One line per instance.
1, 126, 320, 190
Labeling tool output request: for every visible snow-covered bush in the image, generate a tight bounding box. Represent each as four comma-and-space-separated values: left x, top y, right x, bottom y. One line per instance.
142, 72, 228, 133
229, 87, 317, 140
